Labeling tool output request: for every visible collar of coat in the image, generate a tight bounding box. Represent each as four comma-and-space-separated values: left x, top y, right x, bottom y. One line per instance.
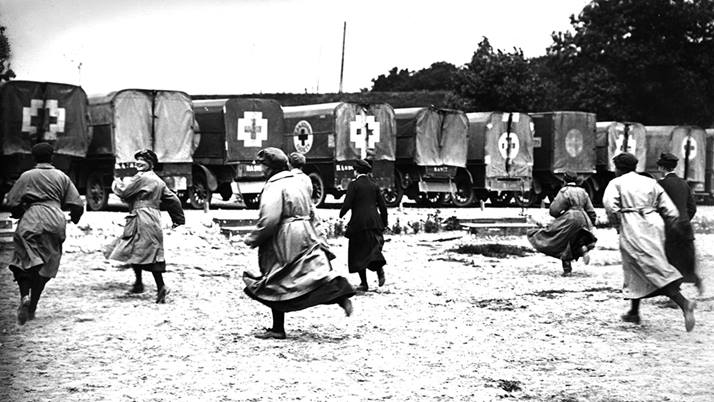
664, 172, 678, 177
267, 170, 294, 183
35, 163, 54, 169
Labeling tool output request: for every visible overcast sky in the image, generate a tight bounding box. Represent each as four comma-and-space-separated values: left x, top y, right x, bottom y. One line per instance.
2, 0, 591, 97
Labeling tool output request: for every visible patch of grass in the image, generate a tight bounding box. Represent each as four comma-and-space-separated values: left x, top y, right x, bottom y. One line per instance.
450, 243, 533, 258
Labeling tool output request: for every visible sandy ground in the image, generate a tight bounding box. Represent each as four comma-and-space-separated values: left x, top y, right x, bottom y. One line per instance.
0, 202, 713, 401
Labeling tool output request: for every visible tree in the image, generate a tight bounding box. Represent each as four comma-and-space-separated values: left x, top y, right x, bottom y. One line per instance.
454, 37, 546, 111
546, 0, 714, 125
370, 62, 459, 92
0, 25, 15, 81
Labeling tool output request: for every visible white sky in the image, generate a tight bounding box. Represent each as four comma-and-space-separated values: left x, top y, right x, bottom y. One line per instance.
2, 0, 591, 97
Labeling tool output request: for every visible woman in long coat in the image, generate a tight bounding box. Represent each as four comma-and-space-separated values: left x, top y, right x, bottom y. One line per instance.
527, 171, 597, 276
339, 159, 389, 290
6, 143, 84, 324
603, 152, 696, 331
243, 147, 355, 340
105, 149, 185, 303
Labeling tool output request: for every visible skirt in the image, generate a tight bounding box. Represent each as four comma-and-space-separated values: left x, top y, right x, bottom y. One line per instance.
244, 276, 355, 313
347, 229, 386, 273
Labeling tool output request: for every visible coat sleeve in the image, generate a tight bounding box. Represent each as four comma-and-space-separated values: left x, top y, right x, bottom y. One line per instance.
245, 184, 282, 248
583, 191, 597, 225
548, 189, 569, 218
62, 176, 85, 224
339, 181, 356, 219
686, 186, 697, 220
5, 174, 28, 218
112, 174, 144, 200
376, 184, 388, 228
602, 181, 621, 228
160, 185, 185, 226
655, 187, 680, 229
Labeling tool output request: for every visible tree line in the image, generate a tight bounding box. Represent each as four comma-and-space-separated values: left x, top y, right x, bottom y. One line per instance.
370, 0, 714, 127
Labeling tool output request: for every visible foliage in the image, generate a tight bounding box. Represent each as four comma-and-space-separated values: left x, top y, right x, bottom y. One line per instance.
423, 210, 442, 233
0, 25, 14, 81
366, 0, 714, 126
371, 62, 459, 92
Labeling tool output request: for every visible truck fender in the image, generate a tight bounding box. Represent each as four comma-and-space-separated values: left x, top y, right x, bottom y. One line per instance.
194, 163, 218, 191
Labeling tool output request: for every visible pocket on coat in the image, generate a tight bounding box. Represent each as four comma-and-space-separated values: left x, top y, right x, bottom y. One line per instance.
122, 214, 138, 239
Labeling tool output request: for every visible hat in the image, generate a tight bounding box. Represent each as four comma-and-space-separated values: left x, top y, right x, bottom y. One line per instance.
657, 152, 678, 169
288, 152, 306, 169
134, 149, 158, 169
563, 170, 578, 183
353, 159, 372, 174
31, 142, 54, 163
613, 152, 638, 172
256, 147, 289, 171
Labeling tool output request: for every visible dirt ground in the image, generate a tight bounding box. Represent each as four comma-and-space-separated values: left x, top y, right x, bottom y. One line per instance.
1, 202, 713, 401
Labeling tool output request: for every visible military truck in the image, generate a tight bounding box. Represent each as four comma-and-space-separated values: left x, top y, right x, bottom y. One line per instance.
592, 121, 647, 205
191, 98, 284, 209
456, 112, 534, 207
393, 106, 468, 205
529, 111, 597, 204
282, 102, 397, 206
84, 89, 197, 210
0, 80, 90, 203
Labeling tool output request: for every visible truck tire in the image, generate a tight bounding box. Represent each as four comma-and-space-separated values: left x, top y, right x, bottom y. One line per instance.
188, 174, 210, 210
85, 173, 108, 211
308, 172, 325, 206
382, 186, 403, 208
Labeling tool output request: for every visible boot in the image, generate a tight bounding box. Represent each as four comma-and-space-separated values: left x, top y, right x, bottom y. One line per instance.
561, 260, 572, 277
17, 295, 31, 325
377, 267, 386, 287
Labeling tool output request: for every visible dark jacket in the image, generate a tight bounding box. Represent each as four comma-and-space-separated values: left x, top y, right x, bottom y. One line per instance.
658, 172, 696, 241
339, 174, 388, 232
658, 173, 696, 221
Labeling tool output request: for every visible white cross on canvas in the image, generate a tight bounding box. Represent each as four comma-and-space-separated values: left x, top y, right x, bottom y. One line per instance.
44, 100, 66, 140
21, 99, 44, 134
349, 113, 380, 159
237, 111, 268, 147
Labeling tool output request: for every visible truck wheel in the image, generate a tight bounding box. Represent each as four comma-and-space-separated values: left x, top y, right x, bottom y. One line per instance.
308, 172, 325, 206
382, 186, 403, 208
514, 190, 537, 207
85, 173, 108, 211
188, 175, 210, 210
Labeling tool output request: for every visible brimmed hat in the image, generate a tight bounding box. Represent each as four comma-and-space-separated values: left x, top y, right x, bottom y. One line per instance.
657, 152, 678, 169
288, 152, 306, 168
613, 152, 638, 172
31, 142, 54, 162
257, 147, 289, 171
134, 149, 158, 168
353, 159, 372, 174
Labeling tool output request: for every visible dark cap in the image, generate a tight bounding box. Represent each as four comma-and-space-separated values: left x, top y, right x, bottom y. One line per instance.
257, 147, 289, 171
613, 152, 638, 172
134, 149, 158, 169
657, 152, 678, 169
353, 159, 373, 174
563, 170, 578, 183
31, 142, 54, 163
288, 152, 306, 168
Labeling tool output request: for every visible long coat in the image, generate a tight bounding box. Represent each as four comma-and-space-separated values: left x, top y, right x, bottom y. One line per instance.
243, 170, 338, 302
6, 163, 84, 278
105, 171, 184, 270
603, 171, 682, 299
527, 184, 597, 261
339, 174, 389, 272
658, 172, 698, 283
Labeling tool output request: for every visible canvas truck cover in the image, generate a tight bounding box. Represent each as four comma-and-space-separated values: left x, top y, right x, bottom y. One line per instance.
193, 98, 284, 163
334, 103, 395, 162
1, 80, 90, 157
670, 126, 706, 183
644, 126, 676, 175
395, 107, 468, 167
531, 111, 596, 173
597, 122, 647, 172
467, 112, 533, 179
283, 102, 396, 162
89, 89, 195, 165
